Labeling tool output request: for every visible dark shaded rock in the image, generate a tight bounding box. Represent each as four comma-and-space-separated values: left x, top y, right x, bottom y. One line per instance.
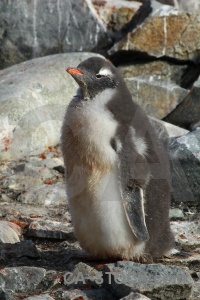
180, 63, 200, 89
169, 129, 200, 206
156, 0, 174, 6
0, 221, 21, 244
124, 76, 188, 119
0, 240, 40, 260
0, 0, 109, 69
62, 288, 116, 300
102, 261, 193, 299
26, 220, 75, 240
53, 165, 65, 174
0, 266, 46, 292
0, 290, 15, 300
164, 76, 200, 129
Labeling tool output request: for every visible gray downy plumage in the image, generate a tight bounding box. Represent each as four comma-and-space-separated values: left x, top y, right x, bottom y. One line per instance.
61, 57, 175, 261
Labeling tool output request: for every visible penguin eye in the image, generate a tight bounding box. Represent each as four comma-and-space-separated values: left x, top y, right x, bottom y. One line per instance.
96, 74, 102, 79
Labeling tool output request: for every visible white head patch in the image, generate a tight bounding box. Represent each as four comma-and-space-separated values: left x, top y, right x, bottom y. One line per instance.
98, 68, 113, 77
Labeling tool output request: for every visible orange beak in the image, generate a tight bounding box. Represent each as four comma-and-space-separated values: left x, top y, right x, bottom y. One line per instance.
66, 68, 84, 76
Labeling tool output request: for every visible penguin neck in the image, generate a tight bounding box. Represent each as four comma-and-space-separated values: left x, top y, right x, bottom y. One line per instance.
80, 88, 117, 111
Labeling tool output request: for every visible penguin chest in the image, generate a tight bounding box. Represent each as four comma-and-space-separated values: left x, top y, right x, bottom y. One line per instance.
80, 108, 117, 164
67, 95, 119, 167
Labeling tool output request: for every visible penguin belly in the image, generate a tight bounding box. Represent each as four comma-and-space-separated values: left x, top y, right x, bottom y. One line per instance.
69, 167, 145, 260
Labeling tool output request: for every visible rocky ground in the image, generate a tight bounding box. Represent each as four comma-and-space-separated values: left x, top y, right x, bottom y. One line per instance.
1, 0, 200, 299
0, 144, 200, 300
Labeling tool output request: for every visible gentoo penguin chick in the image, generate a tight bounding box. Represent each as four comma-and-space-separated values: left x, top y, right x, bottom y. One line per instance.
61, 57, 174, 261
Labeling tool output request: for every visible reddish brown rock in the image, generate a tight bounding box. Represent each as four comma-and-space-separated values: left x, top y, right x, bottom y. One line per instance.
110, 7, 200, 63
93, 0, 141, 30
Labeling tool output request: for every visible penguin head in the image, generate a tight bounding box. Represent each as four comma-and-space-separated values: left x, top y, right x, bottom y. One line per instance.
67, 57, 120, 99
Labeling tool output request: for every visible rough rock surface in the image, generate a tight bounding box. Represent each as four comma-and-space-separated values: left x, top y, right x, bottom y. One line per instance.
24, 295, 55, 300
0, 53, 103, 160
169, 208, 184, 220
0, 1, 200, 298
164, 76, 200, 129
171, 221, 200, 252
0, 221, 21, 244
118, 60, 188, 85
125, 76, 189, 119
93, 0, 141, 31
149, 117, 189, 145
110, 5, 200, 63
102, 261, 193, 299
158, 0, 200, 13
0, 266, 46, 292
0, 240, 40, 262
0, 145, 199, 299
0, 0, 109, 69
26, 220, 75, 240
18, 182, 67, 206
169, 129, 200, 206
120, 292, 151, 300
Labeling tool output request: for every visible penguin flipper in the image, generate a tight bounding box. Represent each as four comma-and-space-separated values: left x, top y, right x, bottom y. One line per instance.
116, 125, 150, 242
122, 185, 149, 242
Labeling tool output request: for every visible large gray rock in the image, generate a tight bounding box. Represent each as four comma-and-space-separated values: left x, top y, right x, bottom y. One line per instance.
164, 76, 200, 129
102, 261, 193, 300
169, 129, 200, 205
124, 77, 189, 119
0, 53, 103, 160
0, 267, 46, 292
0, 0, 109, 69
118, 61, 188, 85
